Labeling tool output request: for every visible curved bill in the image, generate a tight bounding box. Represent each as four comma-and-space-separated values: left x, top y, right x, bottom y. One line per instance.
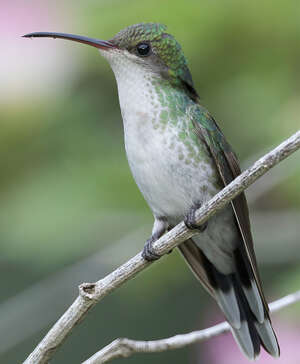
22, 32, 116, 50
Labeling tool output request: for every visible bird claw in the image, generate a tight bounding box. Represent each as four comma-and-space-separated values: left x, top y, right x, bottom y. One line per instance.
184, 204, 208, 232
142, 237, 161, 261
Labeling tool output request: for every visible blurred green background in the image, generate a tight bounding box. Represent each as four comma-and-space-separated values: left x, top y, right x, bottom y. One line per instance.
1, 0, 300, 363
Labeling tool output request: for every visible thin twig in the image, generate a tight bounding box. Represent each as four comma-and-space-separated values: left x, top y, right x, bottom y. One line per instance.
82, 290, 300, 364
23, 130, 300, 364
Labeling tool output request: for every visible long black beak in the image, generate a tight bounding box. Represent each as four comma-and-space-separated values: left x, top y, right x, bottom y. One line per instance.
22, 32, 116, 50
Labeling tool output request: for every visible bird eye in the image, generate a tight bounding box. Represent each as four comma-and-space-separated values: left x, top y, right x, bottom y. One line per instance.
136, 42, 151, 56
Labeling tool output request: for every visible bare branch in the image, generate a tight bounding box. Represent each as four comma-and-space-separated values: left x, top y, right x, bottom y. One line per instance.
82, 290, 300, 364
23, 130, 300, 364
1, 153, 296, 355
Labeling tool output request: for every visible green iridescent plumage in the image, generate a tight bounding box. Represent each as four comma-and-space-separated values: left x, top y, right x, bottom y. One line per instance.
112, 23, 167, 47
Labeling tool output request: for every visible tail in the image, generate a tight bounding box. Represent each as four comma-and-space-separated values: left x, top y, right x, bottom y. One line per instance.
179, 239, 280, 360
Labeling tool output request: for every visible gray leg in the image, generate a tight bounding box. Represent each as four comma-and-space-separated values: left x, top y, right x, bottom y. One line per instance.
184, 202, 208, 232
142, 217, 169, 261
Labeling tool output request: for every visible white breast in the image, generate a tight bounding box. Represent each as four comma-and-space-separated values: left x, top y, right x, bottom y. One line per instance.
100, 49, 219, 219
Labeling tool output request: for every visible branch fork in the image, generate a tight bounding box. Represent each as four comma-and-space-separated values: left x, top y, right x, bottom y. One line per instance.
83, 290, 300, 364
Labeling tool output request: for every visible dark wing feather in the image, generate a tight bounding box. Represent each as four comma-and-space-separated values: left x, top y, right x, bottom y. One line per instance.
190, 104, 269, 311
178, 238, 215, 297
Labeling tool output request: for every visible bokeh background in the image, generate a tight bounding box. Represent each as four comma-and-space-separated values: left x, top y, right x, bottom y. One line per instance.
1, 0, 300, 363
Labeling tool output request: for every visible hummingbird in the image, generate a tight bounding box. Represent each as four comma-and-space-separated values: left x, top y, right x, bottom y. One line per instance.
24, 23, 279, 360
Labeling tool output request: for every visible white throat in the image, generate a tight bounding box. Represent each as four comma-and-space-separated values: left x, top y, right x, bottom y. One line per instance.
99, 48, 159, 126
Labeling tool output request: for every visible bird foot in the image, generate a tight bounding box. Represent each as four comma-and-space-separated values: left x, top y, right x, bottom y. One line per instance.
142, 237, 161, 261
184, 203, 208, 232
